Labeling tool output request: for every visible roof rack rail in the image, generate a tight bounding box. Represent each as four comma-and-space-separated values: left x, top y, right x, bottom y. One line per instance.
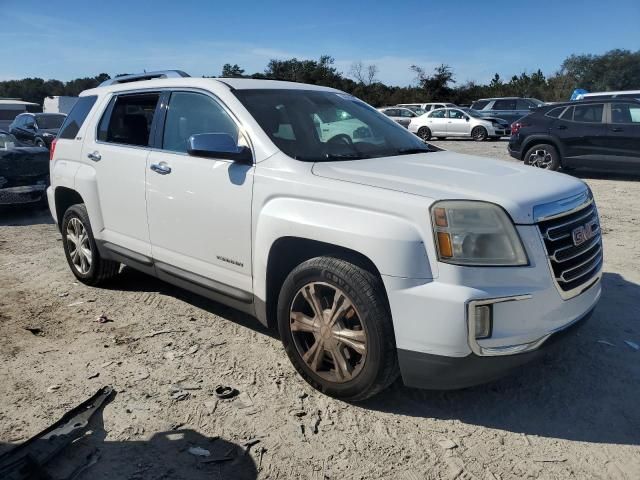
99, 70, 190, 87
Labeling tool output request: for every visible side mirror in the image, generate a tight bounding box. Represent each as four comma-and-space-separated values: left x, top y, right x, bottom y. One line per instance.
187, 133, 252, 164
465, 116, 470, 121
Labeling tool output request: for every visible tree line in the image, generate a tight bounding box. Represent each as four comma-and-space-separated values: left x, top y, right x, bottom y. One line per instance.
1, 49, 638, 108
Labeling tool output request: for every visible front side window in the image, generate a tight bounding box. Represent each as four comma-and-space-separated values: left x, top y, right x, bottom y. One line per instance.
162, 92, 238, 153
573, 104, 604, 123
59, 96, 97, 140
610, 103, 640, 124
98, 93, 159, 146
448, 109, 465, 119
234, 89, 430, 161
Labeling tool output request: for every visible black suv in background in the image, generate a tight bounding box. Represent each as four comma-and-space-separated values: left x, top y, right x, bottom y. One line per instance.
471, 97, 544, 124
508, 99, 640, 172
9, 112, 66, 148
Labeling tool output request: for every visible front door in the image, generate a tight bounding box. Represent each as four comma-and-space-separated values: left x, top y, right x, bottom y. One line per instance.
81, 92, 160, 257
446, 109, 470, 136
145, 90, 254, 296
602, 101, 640, 171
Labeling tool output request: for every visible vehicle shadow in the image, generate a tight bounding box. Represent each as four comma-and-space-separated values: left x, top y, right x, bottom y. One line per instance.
0, 204, 54, 226
361, 271, 640, 446
0, 391, 258, 480
571, 169, 640, 182
103, 266, 278, 339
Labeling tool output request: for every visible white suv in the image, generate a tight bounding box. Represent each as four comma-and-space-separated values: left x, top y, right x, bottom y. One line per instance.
48, 71, 602, 400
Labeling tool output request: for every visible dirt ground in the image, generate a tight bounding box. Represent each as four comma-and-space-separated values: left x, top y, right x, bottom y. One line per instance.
1, 139, 639, 480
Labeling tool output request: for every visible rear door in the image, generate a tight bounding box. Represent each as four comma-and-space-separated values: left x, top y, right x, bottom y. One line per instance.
602, 101, 640, 171
554, 103, 607, 167
82, 91, 161, 257
424, 109, 447, 135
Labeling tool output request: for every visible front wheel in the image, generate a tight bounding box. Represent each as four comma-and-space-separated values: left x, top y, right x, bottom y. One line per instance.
61, 204, 120, 285
277, 257, 399, 401
523, 144, 560, 171
471, 126, 488, 141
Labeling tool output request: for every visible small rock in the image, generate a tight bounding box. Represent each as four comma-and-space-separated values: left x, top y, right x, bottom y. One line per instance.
88, 372, 100, 379
47, 385, 61, 393
95, 314, 112, 324
438, 439, 458, 450
187, 344, 199, 355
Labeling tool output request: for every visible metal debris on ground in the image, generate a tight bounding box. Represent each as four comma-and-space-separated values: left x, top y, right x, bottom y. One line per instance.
0, 386, 113, 480
215, 385, 239, 399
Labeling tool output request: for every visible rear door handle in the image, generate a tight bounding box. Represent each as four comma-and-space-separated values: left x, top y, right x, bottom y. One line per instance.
557, 125, 567, 130
87, 151, 101, 161
150, 162, 172, 175
610, 127, 623, 132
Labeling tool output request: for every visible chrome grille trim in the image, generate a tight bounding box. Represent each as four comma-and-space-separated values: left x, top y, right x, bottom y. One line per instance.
537, 198, 603, 300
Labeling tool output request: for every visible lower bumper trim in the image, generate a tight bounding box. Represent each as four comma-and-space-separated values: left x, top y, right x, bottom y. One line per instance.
398, 305, 594, 390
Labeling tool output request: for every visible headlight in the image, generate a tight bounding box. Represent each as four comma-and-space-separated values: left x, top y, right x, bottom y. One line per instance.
431, 200, 528, 266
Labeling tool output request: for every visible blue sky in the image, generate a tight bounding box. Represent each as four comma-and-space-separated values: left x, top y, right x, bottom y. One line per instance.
2, 0, 639, 86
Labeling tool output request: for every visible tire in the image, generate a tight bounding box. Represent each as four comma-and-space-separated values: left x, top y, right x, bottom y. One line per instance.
61, 204, 120, 285
277, 256, 399, 401
34, 138, 46, 148
523, 143, 560, 171
471, 126, 488, 141
417, 127, 431, 141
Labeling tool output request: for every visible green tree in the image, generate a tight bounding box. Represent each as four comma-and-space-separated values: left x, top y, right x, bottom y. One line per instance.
221, 64, 245, 78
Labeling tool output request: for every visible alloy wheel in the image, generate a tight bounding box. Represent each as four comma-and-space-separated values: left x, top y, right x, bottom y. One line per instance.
527, 149, 553, 169
66, 217, 92, 274
289, 282, 367, 383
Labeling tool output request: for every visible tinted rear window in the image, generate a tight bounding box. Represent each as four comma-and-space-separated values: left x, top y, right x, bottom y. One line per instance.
545, 106, 566, 118
471, 100, 489, 110
58, 96, 98, 139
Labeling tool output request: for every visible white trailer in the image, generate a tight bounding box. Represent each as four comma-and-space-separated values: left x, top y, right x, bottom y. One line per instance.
43, 96, 78, 115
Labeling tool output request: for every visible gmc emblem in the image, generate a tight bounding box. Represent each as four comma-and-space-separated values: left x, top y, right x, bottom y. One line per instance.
572, 219, 598, 246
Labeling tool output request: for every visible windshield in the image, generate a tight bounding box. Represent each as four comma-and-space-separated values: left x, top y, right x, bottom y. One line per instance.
234, 89, 431, 161
36, 114, 66, 129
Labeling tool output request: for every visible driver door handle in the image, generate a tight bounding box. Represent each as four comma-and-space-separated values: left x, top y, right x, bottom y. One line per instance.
87, 151, 101, 162
150, 163, 172, 175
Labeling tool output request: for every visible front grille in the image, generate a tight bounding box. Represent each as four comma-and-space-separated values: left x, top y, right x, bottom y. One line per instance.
537, 201, 603, 296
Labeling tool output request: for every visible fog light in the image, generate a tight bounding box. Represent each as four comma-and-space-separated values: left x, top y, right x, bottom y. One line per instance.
474, 305, 492, 339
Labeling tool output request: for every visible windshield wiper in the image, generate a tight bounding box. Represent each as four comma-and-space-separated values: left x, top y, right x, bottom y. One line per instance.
396, 147, 431, 155
324, 153, 370, 160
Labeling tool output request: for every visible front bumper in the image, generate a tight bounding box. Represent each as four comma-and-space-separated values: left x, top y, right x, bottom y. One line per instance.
0, 185, 47, 205
398, 304, 594, 390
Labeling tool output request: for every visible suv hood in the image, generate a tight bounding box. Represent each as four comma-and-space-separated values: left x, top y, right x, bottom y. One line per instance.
312, 151, 587, 224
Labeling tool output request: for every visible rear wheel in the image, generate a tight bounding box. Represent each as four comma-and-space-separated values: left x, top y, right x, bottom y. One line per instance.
417, 127, 431, 141
61, 204, 120, 285
523, 143, 560, 171
277, 257, 398, 401
471, 126, 488, 141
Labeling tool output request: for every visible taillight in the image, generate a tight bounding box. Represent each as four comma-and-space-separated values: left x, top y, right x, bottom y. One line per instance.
50, 138, 57, 161
511, 122, 521, 135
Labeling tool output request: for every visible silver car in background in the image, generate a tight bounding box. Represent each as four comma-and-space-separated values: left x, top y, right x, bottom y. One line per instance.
377, 107, 418, 128
408, 107, 511, 141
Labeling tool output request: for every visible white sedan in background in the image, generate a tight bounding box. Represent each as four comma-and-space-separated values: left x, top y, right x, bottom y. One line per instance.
377, 107, 418, 128
408, 107, 511, 141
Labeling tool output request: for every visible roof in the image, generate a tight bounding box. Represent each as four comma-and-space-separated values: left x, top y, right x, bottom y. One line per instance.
82, 77, 341, 96
0, 99, 39, 106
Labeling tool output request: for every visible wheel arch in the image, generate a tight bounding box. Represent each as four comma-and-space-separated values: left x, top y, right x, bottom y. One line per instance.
521, 135, 565, 161
54, 186, 84, 229
262, 237, 386, 329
